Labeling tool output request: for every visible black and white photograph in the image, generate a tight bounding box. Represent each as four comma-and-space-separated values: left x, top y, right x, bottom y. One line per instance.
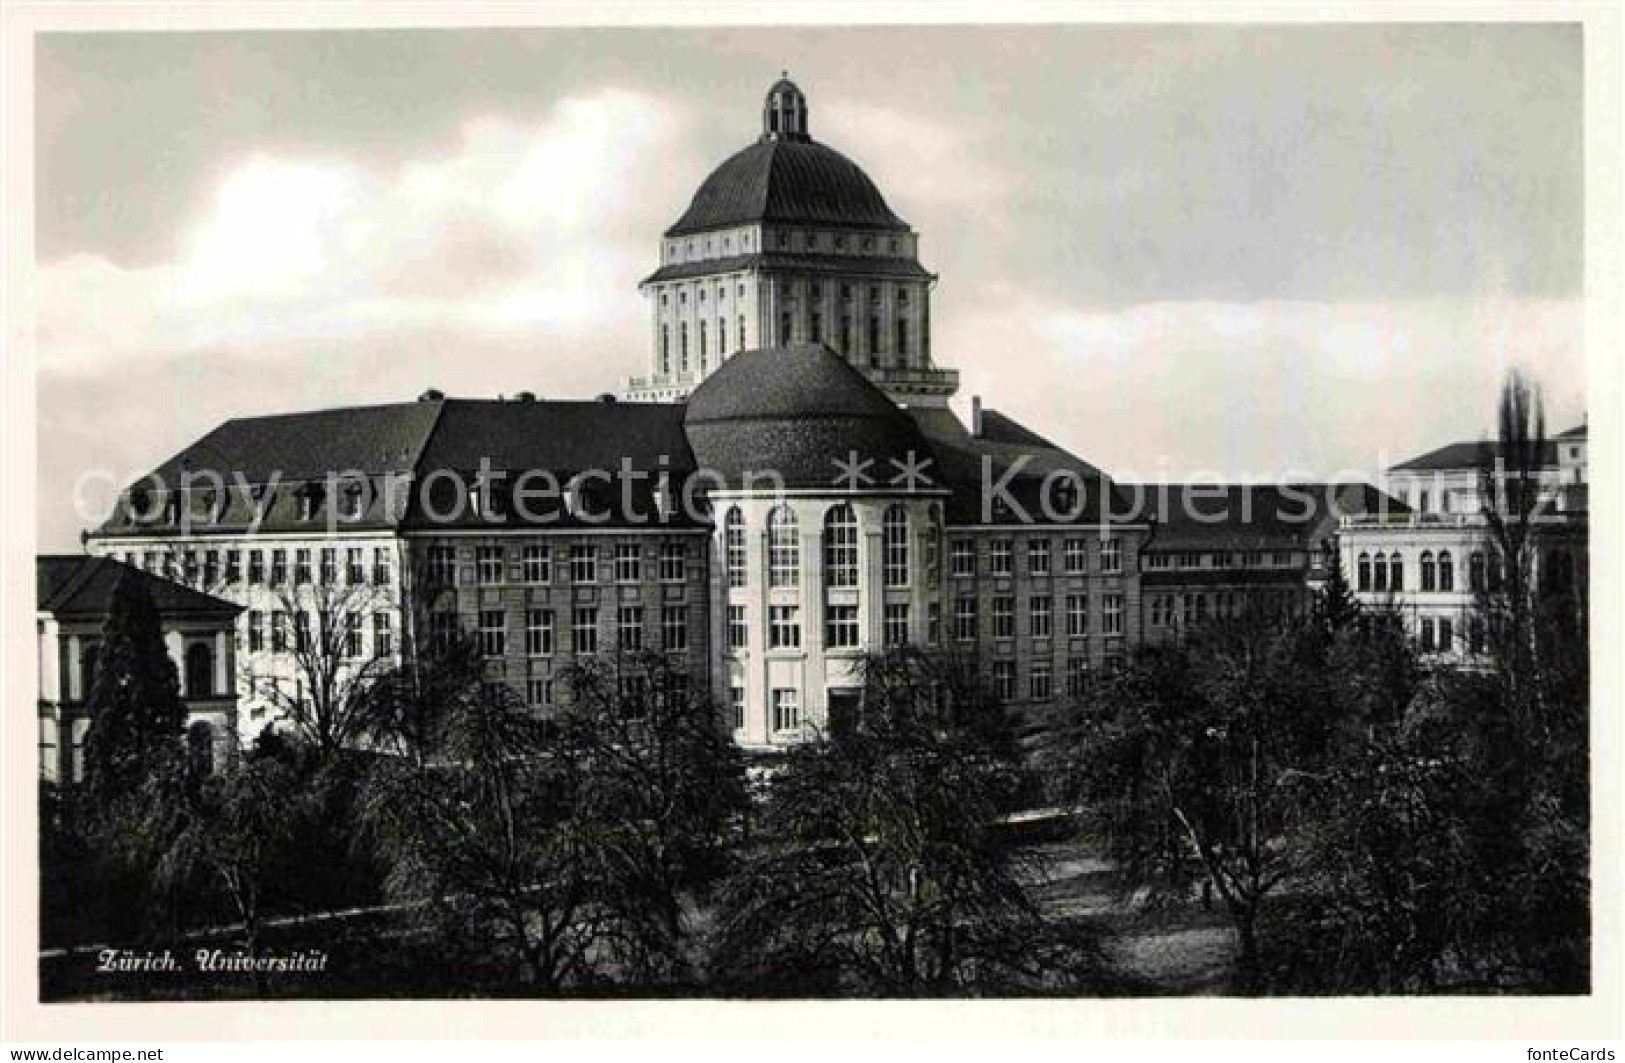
2, 2, 1620, 1049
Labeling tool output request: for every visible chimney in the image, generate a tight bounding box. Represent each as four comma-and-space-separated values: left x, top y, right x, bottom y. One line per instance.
971, 395, 983, 437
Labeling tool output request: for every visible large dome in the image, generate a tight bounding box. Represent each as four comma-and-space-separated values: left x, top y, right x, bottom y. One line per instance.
665, 76, 910, 238
684, 344, 935, 489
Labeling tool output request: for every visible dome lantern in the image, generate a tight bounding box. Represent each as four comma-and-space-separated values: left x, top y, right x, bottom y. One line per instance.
762, 73, 809, 142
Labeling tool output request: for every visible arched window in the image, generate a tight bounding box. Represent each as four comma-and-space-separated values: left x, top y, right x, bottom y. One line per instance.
768, 506, 800, 588
883, 505, 909, 587
185, 642, 214, 699
725, 508, 746, 588
1438, 550, 1454, 592
1420, 551, 1436, 592
1357, 552, 1372, 592
824, 504, 858, 588
1469, 550, 1486, 592
1372, 552, 1388, 592
1388, 552, 1404, 592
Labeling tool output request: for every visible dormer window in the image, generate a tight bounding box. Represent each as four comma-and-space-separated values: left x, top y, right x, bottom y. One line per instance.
342, 481, 365, 519
127, 484, 151, 521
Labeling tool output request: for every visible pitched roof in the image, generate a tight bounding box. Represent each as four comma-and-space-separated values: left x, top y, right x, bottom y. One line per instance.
1391, 439, 1559, 472
666, 138, 910, 237
1555, 423, 1588, 440
1124, 483, 1406, 551
38, 555, 241, 620
145, 401, 443, 482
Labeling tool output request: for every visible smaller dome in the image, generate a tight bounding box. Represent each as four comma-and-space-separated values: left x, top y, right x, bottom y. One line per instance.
685, 344, 936, 490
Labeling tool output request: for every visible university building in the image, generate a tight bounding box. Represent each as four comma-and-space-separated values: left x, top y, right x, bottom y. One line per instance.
77, 77, 1491, 752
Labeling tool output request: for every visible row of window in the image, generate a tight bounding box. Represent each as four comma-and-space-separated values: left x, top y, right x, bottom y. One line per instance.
245, 609, 393, 658
1143, 550, 1299, 571
951, 593, 1125, 640
725, 505, 935, 590
1356, 549, 1471, 594
123, 546, 393, 590
1146, 589, 1308, 628
426, 541, 689, 586
451, 604, 691, 659
127, 479, 371, 526
949, 536, 1123, 578
662, 229, 906, 263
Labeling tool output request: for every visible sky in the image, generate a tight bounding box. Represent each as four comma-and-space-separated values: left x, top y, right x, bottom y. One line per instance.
35, 24, 1585, 550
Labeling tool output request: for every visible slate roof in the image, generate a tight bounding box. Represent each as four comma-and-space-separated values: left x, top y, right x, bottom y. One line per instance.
685, 344, 935, 490
666, 139, 910, 237
38, 555, 241, 621
1391, 440, 1559, 473
642, 252, 933, 286
1123, 483, 1406, 552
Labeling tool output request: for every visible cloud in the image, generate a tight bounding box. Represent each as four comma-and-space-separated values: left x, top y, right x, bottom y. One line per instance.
36, 86, 693, 373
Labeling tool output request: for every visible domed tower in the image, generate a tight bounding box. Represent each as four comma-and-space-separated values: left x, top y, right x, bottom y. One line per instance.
628, 76, 959, 406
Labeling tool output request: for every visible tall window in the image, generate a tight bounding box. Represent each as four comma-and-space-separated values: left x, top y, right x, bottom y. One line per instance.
1100, 538, 1122, 574
1067, 657, 1089, 696
826, 604, 860, 649
615, 542, 642, 583
951, 539, 975, 577
661, 605, 687, 652
1066, 594, 1089, 637
882, 505, 909, 587
992, 596, 1015, 639
1357, 552, 1372, 592
1438, 616, 1454, 652
374, 546, 392, 586
426, 545, 456, 584
1102, 594, 1124, 636
989, 539, 1013, 576
781, 310, 793, 345
1028, 539, 1051, 577
478, 545, 505, 585
1029, 595, 1052, 639
768, 605, 801, 649
824, 504, 859, 587
768, 506, 800, 588
185, 642, 213, 698
737, 315, 746, 352
247, 611, 264, 652
1029, 661, 1053, 701
718, 318, 727, 354
725, 508, 747, 588
479, 610, 506, 658
884, 603, 910, 647
572, 606, 598, 655
699, 319, 708, 363
1469, 550, 1486, 591
344, 614, 363, 659
526, 609, 554, 657
771, 689, 800, 733
728, 605, 748, 650
660, 325, 670, 375
1064, 538, 1087, 574
320, 548, 337, 585
295, 549, 312, 585
1388, 553, 1404, 591
248, 550, 265, 585
1438, 550, 1454, 592
992, 661, 1016, 702
271, 611, 289, 652
617, 606, 644, 651
679, 322, 689, 373
345, 548, 364, 585
570, 544, 598, 583
895, 317, 908, 357
373, 612, 394, 657
659, 541, 686, 582
522, 544, 551, 583
951, 597, 978, 642
1419, 615, 1436, 652
868, 315, 881, 355
1372, 552, 1388, 592
1420, 551, 1436, 592
204, 550, 221, 587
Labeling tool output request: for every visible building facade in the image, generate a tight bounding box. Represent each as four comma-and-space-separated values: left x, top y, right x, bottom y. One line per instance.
37, 555, 240, 782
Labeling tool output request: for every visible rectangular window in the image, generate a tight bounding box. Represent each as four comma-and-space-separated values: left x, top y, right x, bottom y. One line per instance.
771, 688, 800, 733
884, 603, 910, 647
659, 541, 686, 582
430, 609, 458, 654
728, 604, 749, 651
826, 604, 860, 649
615, 542, 642, 583
1103, 594, 1124, 636
247, 611, 264, 652
1066, 594, 1089, 637
1030, 661, 1053, 701
992, 596, 1015, 639
477, 545, 505, 585
572, 607, 598, 655
1029, 595, 1052, 639
274, 549, 292, 586
1149, 594, 1170, 628
617, 606, 644, 651
319, 548, 336, 585
271, 611, 289, 652
989, 539, 1013, 577
951, 539, 975, 577
1100, 538, 1122, 574
1438, 616, 1454, 652
479, 610, 506, 658
1067, 657, 1089, 696
661, 605, 688, 652
373, 546, 393, 586
527, 678, 553, 708
203, 550, 220, 587
1419, 615, 1436, 652
426, 545, 456, 584
1064, 538, 1087, 574
373, 612, 394, 657
346, 547, 365, 585
883, 512, 909, 587
182, 550, 198, 585
729, 686, 745, 731
522, 543, 551, 583
1146, 553, 1172, 571
992, 661, 1016, 702
344, 613, 363, 659
954, 597, 977, 642
248, 550, 264, 585
571, 544, 598, 584
769, 605, 801, 650
294, 611, 311, 653
726, 517, 747, 588
525, 609, 555, 657
1028, 539, 1051, 577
